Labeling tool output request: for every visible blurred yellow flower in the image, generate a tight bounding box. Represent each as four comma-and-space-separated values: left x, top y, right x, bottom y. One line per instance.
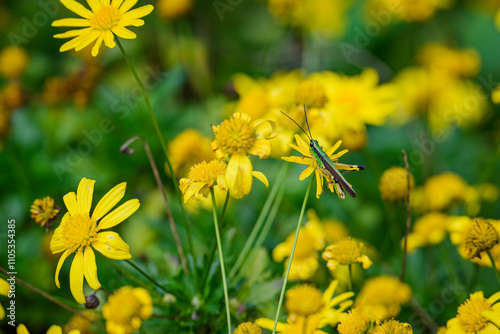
412, 173, 471, 212
464, 220, 499, 259
157, 0, 193, 19
256, 280, 354, 332
233, 322, 262, 334
102, 286, 152, 334
322, 237, 372, 272
405, 212, 448, 252
1, 82, 25, 110
282, 135, 364, 199
354, 275, 412, 321
306, 209, 350, 244
17, 324, 80, 334
374, 319, 413, 333
168, 129, 216, 178
339, 128, 367, 151
417, 43, 480, 79
64, 310, 99, 334
0, 277, 9, 320
379, 166, 414, 201
50, 177, 140, 304
211, 113, 276, 198
337, 308, 373, 334
179, 160, 227, 203
52, 0, 154, 57
30, 196, 60, 229
0, 46, 29, 79
445, 291, 500, 333
369, 0, 450, 22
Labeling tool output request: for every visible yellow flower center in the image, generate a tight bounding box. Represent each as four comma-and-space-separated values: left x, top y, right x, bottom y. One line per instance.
457, 294, 491, 332
285, 284, 324, 317
337, 308, 372, 334
465, 221, 499, 258
187, 160, 227, 185
91, 6, 121, 31
375, 320, 413, 334
323, 237, 364, 265
233, 322, 262, 334
61, 213, 98, 253
213, 116, 256, 155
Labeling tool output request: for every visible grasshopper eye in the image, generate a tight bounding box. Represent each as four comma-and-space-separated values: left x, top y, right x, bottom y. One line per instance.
310, 141, 314, 147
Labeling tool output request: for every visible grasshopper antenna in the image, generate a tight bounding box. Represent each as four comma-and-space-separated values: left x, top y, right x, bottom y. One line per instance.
279, 110, 311, 140
302, 104, 314, 140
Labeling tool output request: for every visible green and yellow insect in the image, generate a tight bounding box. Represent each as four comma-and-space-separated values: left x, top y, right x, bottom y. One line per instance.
281, 106, 365, 198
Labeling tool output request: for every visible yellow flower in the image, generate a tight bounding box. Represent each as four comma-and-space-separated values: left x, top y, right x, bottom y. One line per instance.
167, 129, 216, 178
354, 276, 412, 321
233, 322, 262, 334
179, 160, 227, 203
157, 0, 192, 19
64, 310, 99, 334
0, 277, 9, 320
493, 84, 500, 104
256, 280, 354, 332
285, 284, 325, 318
273, 217, 326, 281
369, 0, 450, 22
337, 308, 373, 334
405, 212, 448, 252
339, 128, 367, 151
52, 0, 154, 57
374, 319, 413, 334
464, 220, 499, 259
445, 291, 500, 333
322, 237, 372, 272
379, 166, 414, 201
1, 82, 25, 110
306, 209, 350, 244
417, 43, 480, 79
50, 177, 140, 304
17, 324, 80, 334
30, 196, 60, 228
211, 113, 276, 199
282, 134, 364, 199
102, 286, 152, 334
0, 46, 29, 79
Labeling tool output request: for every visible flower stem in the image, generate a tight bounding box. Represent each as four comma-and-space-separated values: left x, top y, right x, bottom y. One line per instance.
125, 259, 169, 294
486, 250, 500, 286
115, 38, 195, 263
348, 264, 353, 291
0, 266, 106, 331
400, 149, 411, 282
272, 176, 313, 334
211, 188, 232, 334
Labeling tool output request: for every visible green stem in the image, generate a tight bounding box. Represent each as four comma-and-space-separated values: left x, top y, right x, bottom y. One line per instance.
211, 188, 232, 334
115, 38, 195, 263
272, 176, 313, 334
486, 250, 500, 286
125, 259, 169, 294
348, 264, 353, 291
201, 191, 231, 289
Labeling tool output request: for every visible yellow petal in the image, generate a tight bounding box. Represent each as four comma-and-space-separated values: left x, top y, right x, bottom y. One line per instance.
112, 0, 125, 8
299, 166, 314, 181
46, 325, 63, 334
183, 181, 204, 203
248, 139, 271, 159
63, 192, 77, 215
55, 249, 71, 288
98, 199, 140, 229
103, 30, 116, 48
61, 0, 93, 18
118, 18, 144, 27
52, 18, 91, 27
111, 26, 136, 39
91, 182, 126, 221
120, 4, 154, 20
0, 304, 4, 321
83, 247, 101, 290
254, 119, 279, 139
0, 278, 10, 296
92, 231, 132, 259
252, 171, 268, 188
119, 0, 139, 13
226, 154, 252, 199
60, 30, 96, 52
74, 30, 101, 52
50, 214, 68, 254
77, 177, 95, 214
325, 140, 342, 156
91, 35, 103, 57
54, 27, 92, 39
70, 251, 86, 304
17, 324, 29, 334
322, 280, 339, 303
315, 168, 323, 198
86, 0, 102, 12
254, 318, 286, 332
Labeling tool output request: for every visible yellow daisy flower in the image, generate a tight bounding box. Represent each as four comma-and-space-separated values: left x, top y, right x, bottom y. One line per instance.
282, 134, 364, 199
445, 291, 500, 333
52, 0, 154, 57
50, 177, 140, 304
337, 308, 373, 334
233, 322, 262, 334
17, 324, 80, 334
322, 237, 373, 272
179, 160, 227, 203
211, 113, 276, 199
102, 286, 152, 334
374, 319, 413, 333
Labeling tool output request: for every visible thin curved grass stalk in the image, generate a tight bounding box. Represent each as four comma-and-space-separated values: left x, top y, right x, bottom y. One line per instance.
229, 163, 289, 281
121, 136, 188, 275
0, 266, 106, 331
211, 188, 232, 333
115, 37, 195, 263
125, 259, 171, 294
272, 176, 314, 334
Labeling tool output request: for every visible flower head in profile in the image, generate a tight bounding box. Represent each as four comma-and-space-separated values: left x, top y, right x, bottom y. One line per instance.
52, 0, 154, 57
179, 160, 227, 203
233, 322, 262, 334
102, 286, 152, 334
322, 237, 372, 272
17, 324, 80, 334
464, 220, 499, 259
211, 113, 276, 198
50, 177, 140, 304
282, 135, 364, 199
445, 291, 500, 333
30, 196, 60, 229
